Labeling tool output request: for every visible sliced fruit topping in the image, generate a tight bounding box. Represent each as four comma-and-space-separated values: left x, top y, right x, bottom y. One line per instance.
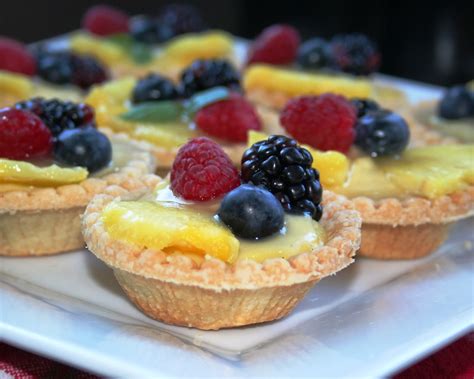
82, 5, 129, 36
0, 37, 36, 76
296, 37, 332, 70
330, 33, 380, 75
0, 108, 52, 160
171, 137, 240, 201
180, 59, 239, 97
243, 65, 372, 99
54, 127, 112, 173
0, 159, 88, 186
70, 33, 128, 66
355, 110, 410, 157
241, 135, 323, 221
280, 94, 357, 153
247, 24, 300, 65
0, 71, 34, 99
102, 200, 239, 263
218, 184, 285, 239
132, 73, 179, 104
248, 131, 349, 190
437, 84, 474, 120
195, 93, 262, 142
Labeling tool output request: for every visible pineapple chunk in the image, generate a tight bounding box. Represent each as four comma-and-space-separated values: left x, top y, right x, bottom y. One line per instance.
102, 200, 239, 263
0, 159, 88, 186
70, 33, 128, 66
0, 70, 33, 99
243, 65, 372, 99
247, 131, 349, 189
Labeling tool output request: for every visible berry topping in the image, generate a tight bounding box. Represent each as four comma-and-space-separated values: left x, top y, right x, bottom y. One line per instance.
296, 37, 332, 70
130, 16, 173, 44
280, 94, 357, 153
330, 33, 380, 75
159, 4, 206, 36
195, 94, 262, 142
0, 108, 52, 160
0, 37, 36, 76
180, 59, 240, 98
54, 127, 112, 173
241, 135, 323, 221
132, 74, 179, 104
355, 110, 410, 157
351, 98, 381, 118
35, 51, 108, 89
171, 137, 240, 201
247, 24, 300, 65
15, 98, 95, 138
82, 5, 129, 36
218, 184, 285, 239
438, 85, 474, 120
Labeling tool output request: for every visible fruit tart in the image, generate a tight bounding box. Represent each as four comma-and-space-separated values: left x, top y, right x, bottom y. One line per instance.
244, 26, 406, 109
0, 99, 156, 256
0, 37, 109, 107
248, 93, 474, 260
82, 137, 361, 330
413, 83, 474, 142
86, 61, 263, 169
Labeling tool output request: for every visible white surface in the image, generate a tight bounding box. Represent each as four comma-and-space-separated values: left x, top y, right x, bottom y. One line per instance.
1, 76, 473, 378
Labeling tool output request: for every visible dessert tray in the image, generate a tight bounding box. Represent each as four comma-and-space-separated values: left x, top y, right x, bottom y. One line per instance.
1, 60, 473, 377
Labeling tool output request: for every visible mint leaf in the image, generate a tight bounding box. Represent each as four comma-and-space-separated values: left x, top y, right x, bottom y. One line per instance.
120, 101, 184, 123
184, 87, 231, 115
105, 33, 152, 64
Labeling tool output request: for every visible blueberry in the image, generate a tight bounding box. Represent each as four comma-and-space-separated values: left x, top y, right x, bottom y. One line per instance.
130, 16, 174, 44
355, 110, 410, 157
351, 98, 380, 118
132, 74, 178, 104
36, 52, 74, 85
438, 85, 474, 120
54, 127, 112, 173
297, 38, 332, 70
217, 184, 285, 240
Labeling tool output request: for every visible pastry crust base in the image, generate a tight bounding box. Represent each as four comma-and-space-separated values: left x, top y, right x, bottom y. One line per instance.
0, 130, 158, 256
359, 222, 451, 260
82, 189, 361, 329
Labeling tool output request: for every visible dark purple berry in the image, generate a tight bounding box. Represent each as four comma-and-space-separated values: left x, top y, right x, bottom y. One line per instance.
297, 37, 332, 70
331, 33, 380, 75
132, 73, 179, 104
438, 85, 474, 120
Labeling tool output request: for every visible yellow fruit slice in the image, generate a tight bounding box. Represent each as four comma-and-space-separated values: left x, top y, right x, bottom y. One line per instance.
248, 131, 349, 189
70, 33, 128, 66
243, 65, 372, 99
133, 124, 197, 148
0, 159, 88, 186
102, 200, 240, 263
0, 70, 34, 99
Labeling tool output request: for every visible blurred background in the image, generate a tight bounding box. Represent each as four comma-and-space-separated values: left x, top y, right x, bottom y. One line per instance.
1, 0, 472, 86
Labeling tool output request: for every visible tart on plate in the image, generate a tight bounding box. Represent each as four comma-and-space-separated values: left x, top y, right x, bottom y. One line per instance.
83, 136, 361, 330
0, 99, 156, 256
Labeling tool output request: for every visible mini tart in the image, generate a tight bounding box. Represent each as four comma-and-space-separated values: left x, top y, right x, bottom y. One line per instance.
0, 129, 156, 256
82, 188, 361, 330
412, 100, 474, 143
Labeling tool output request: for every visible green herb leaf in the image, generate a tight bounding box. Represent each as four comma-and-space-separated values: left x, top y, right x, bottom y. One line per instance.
184, 87, 231, 115
105, 33, 153, 64
120, 101, 184, 123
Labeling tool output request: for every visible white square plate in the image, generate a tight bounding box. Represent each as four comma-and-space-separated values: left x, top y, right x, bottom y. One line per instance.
1, 76, 473, 378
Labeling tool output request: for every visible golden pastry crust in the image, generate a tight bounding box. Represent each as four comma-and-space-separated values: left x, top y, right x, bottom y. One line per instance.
0, 128, 156, 213
82, 189, 361, 291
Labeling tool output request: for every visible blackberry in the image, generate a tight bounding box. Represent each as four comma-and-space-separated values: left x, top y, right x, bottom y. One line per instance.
438, 85, 474, 120
130, 16, 174, 44
71, 55, 108, 89
15, 98, 95, 138
241, 135, 323, 221
351, 98, 381, 118
159, 4, 206, 37
331, 33, 380, 75
132, 73, 179, 104
179, 59, 240, 97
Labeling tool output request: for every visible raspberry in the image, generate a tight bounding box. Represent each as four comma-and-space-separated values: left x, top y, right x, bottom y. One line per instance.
0, 108, 52, 160
0, 37, 36, 76
171, 137, 240, 201
280, 94, 357, 153
247, 24, 300, 65
195, 94, 262, 142
82, 5, 129, 36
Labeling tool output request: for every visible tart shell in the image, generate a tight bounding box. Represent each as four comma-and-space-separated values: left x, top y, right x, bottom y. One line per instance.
0, 129, 157, 256
82, 189, 361, 329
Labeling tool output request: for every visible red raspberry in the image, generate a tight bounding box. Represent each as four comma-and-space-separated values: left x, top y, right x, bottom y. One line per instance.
247, 24, 300, 65
195, 94, 262, 143
0, 108, 53, 160
0, 37, 36, 76
280, 94, 357, 153
82, 5, 129, 36
171, 137, 240, 201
